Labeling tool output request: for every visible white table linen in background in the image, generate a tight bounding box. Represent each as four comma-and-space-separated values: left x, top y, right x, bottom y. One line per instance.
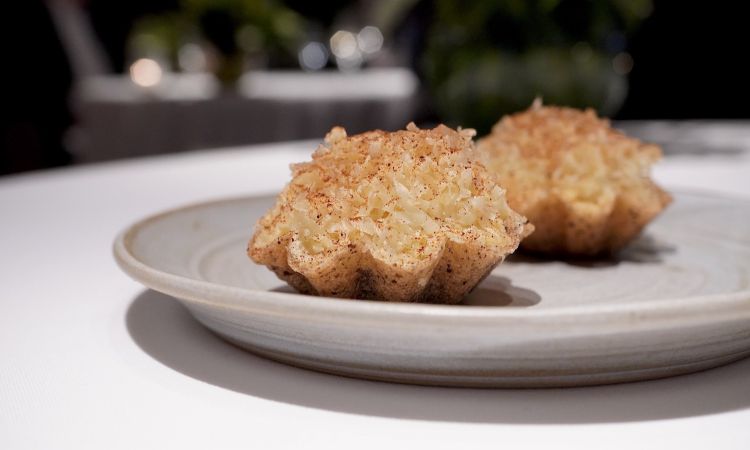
70, 69, 420, 163
1, 129, 749, 449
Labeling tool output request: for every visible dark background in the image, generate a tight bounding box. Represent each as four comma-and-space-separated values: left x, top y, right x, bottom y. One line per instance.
617, 1, 749, 119
2, 0, 748, 175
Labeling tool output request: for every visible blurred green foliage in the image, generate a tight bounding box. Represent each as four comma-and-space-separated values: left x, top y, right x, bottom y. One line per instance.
423, 0, 653, 132
130, 0, 306, 83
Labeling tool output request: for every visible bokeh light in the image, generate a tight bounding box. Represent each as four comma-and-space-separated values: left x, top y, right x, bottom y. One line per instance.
298, 41, 328, 71
178, 44, 207, 72
129, 58, 163, 87
613, 52, 634, 75
335, 52, 363, 72
330, 30, 358, 59
357, 26, 383, 54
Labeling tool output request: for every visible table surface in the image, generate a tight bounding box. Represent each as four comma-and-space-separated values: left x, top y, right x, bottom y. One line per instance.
2, 130, 750, 449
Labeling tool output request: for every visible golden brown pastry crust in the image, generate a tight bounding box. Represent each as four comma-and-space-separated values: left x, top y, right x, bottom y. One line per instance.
477, 101, 671, 256
249, 123, 531, 303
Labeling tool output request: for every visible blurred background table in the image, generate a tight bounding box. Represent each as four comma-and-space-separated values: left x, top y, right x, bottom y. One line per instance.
70, 69, 419, 162
5, 1, 748, 176
1, 123, 749, 449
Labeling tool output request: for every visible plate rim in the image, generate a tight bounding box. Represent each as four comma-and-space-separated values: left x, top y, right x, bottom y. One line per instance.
113, 191, 750, 330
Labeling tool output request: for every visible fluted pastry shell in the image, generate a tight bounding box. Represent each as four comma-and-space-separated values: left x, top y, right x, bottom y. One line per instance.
477, 101, 671, 256
249, 123, 531, 303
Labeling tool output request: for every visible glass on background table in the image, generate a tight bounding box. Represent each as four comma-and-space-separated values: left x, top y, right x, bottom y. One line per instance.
1, 121, 749, 449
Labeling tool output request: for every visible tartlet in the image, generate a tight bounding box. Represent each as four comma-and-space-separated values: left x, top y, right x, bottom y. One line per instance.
477, 101, 671, 256
249, 123, 531, 303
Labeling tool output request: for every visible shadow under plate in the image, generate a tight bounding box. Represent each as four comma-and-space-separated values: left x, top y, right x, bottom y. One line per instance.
126, 290, 750, 425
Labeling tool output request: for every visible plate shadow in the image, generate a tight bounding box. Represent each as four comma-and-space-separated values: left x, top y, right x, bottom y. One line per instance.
272, 276, 542, 307
507, 233, 677, 267
126, 289, 750, 425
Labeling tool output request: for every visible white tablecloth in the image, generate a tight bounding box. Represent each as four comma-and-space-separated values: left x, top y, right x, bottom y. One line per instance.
1, 133, 750, 449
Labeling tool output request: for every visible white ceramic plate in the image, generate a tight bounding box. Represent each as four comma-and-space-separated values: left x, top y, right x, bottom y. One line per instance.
114, 192, 750, 387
